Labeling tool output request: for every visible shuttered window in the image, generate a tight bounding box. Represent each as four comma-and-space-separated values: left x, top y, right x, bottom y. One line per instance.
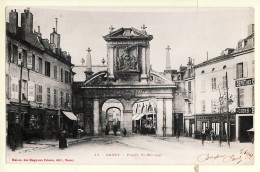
237, 88, 244, 107
54, 89, 58, 108
36, 85, 42, 103
54, 65, 58, 80
47, 87, 51, 107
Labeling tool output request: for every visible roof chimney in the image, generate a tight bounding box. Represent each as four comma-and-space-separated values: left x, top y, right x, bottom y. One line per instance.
8, 9, 18, 34
37, 26, 42, 37
21, 8, 33, 34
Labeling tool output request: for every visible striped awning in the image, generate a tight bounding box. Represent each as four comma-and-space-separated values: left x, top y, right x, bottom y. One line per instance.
62, 111, 77, 121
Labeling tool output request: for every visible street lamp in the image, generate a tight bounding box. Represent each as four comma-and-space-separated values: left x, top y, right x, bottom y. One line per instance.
17, 49, 23, 148
225, 72, 230, 148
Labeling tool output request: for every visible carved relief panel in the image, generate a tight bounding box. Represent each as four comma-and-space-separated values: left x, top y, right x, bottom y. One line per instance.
115, 45, 140, 72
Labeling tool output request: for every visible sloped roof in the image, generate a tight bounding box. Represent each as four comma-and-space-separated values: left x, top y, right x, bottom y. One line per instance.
73, 65, 107, 82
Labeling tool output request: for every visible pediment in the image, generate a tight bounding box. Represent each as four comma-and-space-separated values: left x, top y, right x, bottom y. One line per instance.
103, 27, 153, 41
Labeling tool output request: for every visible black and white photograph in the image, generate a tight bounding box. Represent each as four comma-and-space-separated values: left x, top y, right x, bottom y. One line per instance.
4, 6, 255, 165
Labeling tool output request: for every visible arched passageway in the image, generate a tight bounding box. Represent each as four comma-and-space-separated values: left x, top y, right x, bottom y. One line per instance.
102, 99, 124, 135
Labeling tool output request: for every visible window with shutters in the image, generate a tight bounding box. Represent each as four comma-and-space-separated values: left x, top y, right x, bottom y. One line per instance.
69, 72, 72, 84
237, 88, 244, 107
23, 50, 27, 68
65, 92, 70, 108
60, 68, 64, 82
6, 75, 11, 98
211, 78, 216, 90
36, 85, 43, 103
65, 70, 68, 83
54, 89, 58, 108
38, 57, 43, 74
47, 87, 51, 107
8, 43, 13, 63
22, 80, 27, 100
237, 63, 243, 79
32, 54, 35, 71
54, 65, 58, 80
60, 91, 64, 108
13, 45, 18, 64
201, 100, 206, 113
45, 61, 51, 77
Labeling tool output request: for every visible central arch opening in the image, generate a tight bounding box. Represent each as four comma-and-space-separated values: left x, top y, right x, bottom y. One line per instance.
132, 99, 157, 135
102, 99, 123, 135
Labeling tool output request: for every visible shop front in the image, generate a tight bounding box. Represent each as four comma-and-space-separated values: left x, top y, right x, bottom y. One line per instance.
6, 103, 29, 146
236, 107, 254, 142
61, 111, 78, 137
184, 116, 195, 137
194, 113, 236, 141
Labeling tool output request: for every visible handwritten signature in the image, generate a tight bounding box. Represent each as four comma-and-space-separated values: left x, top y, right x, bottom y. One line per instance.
197, 148, 253, 164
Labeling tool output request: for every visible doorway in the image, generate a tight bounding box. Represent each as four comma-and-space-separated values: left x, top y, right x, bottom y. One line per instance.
239, 116, 253, 142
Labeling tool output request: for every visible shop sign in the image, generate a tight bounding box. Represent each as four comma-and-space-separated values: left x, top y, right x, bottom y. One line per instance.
236, 107, 254, 114
28, 81, 35, 101
46, 109, 58, 116
235, 78, 254, 87
27, 52, 33, 70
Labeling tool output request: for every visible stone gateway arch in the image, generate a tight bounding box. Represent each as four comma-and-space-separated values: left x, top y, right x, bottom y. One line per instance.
72, 27, 176, 137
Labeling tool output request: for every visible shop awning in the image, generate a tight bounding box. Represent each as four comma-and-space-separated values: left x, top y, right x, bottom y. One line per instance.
62, 111, 77, 121
135, 114, 145, 120
247, 128, 254, 132
132, 114, 139, 120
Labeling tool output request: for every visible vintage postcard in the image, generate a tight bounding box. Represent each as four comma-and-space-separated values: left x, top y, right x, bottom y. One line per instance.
4, 6, 255, 165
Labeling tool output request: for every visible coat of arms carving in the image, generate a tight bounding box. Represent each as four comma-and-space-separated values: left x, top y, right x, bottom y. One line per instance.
116, 46, 139, 72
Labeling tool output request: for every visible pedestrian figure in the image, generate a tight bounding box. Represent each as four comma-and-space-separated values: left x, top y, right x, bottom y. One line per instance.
105, 125, 109, 135
176, 129, 180, 141
210, 129, 215, 143
205, 127, 210, 141
201, 130, 206, 146
113, 125, 117, 136
59, 130, 68, 149
123, 128, 127, 137
10, 123, 17, 151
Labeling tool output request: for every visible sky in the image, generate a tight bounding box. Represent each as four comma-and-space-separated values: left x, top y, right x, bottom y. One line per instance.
6, 7, 254, 72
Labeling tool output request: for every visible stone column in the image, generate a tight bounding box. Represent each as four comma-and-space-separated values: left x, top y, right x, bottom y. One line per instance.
108, 46, 114, 79
156, 98, 164, 136
140, 47, 147, 83
165, 99, 173, 136
122, 110, 132, 134
93, 98, 100, 135
145, 46, 150, 77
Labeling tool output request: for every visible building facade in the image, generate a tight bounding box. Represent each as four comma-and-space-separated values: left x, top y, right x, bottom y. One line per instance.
6, 9, 75, 144
72, 27, 177, 137
182, 24, 254, 142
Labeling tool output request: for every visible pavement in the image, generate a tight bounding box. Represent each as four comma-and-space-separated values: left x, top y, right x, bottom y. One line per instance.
6, 135, 94, 154
5, 134, 254, 164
